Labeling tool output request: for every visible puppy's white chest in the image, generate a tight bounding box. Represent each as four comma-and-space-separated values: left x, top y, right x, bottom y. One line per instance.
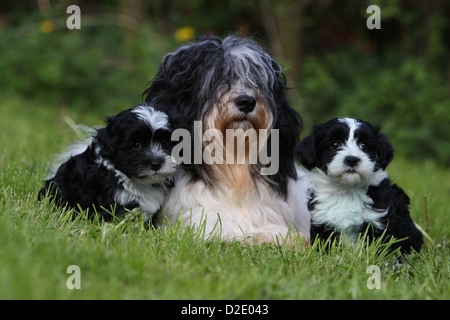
309, 170, 387, 239
312, 191, 378, 231
115, 178, 167, 215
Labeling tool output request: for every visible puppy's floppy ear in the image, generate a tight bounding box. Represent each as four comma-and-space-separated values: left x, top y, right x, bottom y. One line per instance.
295, 133, 317, 171
376, 128, 394, 169
95, 116, 119, 159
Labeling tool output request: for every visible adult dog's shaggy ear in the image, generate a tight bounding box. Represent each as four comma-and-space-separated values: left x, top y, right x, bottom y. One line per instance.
294, 134, 317, 171
376, 129, 394, 169
96, 116, 119, 159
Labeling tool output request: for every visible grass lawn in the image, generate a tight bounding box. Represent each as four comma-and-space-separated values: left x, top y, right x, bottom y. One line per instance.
0, 97, 448, 300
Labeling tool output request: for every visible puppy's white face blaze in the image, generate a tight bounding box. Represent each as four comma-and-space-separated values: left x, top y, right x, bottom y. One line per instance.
131, 105, 169, 131
327, 118, 376, 185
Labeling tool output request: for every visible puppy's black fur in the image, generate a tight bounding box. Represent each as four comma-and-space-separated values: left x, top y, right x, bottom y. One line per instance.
39, 105, 175, 222
39, 146, 130, 220
296, 118, 423, 254
309, 180, 423, 254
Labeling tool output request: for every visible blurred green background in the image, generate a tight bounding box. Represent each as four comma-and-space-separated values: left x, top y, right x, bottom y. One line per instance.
1, 0, 449, 166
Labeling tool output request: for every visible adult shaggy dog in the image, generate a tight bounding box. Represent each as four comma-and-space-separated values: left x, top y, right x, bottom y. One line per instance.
144, 35, 310, 243
295, 117, 423, 254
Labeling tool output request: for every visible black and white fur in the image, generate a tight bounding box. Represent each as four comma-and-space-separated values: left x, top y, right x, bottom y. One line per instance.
295, 117, 423, 254
143, 35, 310, 243
39, 104, 176, 222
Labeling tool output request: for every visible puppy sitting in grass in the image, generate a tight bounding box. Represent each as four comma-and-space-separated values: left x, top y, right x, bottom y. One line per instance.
39, 104, 176, 223
295, 117, 423, 254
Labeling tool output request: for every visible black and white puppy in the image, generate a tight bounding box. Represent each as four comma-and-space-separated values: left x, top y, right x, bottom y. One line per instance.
38, 104, 176, 222
142, 35, 310, 243
295, 117, 423, 254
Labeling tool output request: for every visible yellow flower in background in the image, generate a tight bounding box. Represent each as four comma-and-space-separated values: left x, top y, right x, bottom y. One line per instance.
175, 26, 195, 43
40, 20, 54, 33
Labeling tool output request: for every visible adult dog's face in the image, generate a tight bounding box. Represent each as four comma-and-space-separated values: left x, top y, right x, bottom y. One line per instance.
96, 106, 176, 183
143, 36, 303, 196
143, 35, 301, 150
296, 118, 394, 185
204, 85, 272, 133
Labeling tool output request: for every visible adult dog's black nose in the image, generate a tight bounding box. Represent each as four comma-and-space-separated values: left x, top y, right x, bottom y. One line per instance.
344, 156, 361, 167
235, 95, 256, 114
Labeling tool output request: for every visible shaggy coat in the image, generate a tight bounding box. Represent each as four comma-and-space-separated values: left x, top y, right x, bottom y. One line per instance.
39, 105, 176, 222
143, 36, 310, 243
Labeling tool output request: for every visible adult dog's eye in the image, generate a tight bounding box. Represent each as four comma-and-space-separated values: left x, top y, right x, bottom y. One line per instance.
330, 142, 341, 150
132, 141, 141, 150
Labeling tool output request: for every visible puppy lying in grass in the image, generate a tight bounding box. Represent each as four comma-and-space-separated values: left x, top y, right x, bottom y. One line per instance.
39, 104, 176, 223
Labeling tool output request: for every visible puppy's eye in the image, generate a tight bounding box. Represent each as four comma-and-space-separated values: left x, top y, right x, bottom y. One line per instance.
358, 143, 367, 150
154, 129, 173, 149
132, 141, 141, 150
330, 142, 341, 150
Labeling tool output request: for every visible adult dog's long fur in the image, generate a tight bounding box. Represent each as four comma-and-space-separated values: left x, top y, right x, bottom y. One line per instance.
144, 35, 310, 243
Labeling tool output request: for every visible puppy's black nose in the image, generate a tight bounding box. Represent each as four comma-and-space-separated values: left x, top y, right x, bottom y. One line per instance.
235, 95, 256, 114
344, 156, 361, 167
149, 158, 163, 171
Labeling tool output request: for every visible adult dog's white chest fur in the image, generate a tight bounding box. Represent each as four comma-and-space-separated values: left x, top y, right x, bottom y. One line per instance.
309, 168, 388, 241
162, 166, 311, 243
